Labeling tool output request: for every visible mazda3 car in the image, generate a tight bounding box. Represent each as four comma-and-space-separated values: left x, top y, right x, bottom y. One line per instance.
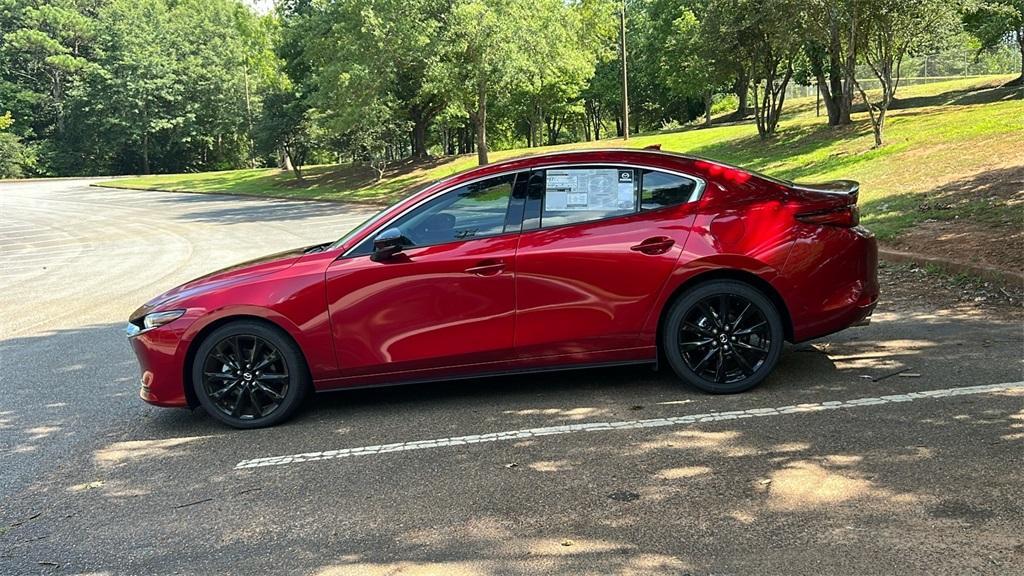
127, 149, 878, 428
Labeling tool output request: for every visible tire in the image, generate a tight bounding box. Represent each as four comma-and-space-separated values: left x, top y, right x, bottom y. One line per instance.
192, 320, 310, 429
662, 280, 784, 394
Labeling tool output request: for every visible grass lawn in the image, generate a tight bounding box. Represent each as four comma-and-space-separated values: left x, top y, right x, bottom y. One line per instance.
102, 75, 1023, 239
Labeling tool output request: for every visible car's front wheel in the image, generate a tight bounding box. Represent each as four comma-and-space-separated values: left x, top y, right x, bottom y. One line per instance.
192, 320, 310, 428
662, 280, 784, 394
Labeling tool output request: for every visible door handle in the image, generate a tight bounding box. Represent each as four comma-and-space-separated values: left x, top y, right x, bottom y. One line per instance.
465, 259, 506, 276
630, 236, 675, 255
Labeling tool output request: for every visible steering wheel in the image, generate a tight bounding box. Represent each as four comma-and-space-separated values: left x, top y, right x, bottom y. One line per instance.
405, 212, 456, 245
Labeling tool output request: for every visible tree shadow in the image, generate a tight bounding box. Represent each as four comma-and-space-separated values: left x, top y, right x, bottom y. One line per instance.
145, 190, 381, 226
860, 164, 1024, 239
885, 83, 1023, 111
684, 121, 876, 182
2, 292, 1022, 574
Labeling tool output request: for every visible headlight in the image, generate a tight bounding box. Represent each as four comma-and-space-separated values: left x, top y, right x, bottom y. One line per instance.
142, 309, 186, 330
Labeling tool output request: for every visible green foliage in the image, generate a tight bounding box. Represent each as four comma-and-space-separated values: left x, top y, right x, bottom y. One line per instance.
0, 0, 1017, 177
0, 111, 36, 177
963, 0, 1024, 81
255, 88, 322, 179
0, 0, 284, 175
107, 77, 1024, 240
856, 0, 962, 145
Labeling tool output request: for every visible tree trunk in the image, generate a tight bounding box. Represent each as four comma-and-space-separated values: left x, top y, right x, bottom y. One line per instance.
815, 71, 841, 126
871, 108, 885, 147
837, 10, 857, 125
733, 69, 749, 119
1014, 29, 1024, 85
704, 90, 713, 127
281, 147, 293, 172
283, 143, 303, 179
411, 120, 429, 159
854, 79, 886, 148
827, 22, 853, 125
474, 76, 488, 166
243, 64, 256, 167
141, 132, 150, 175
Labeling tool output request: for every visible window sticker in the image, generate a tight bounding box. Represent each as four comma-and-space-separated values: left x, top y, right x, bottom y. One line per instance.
617, 169, 635, 205
545, 168, 634, 211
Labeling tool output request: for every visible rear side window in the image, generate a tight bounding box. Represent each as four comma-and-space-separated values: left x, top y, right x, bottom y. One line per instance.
540, 167, 638, 228
640, 170, 699, 210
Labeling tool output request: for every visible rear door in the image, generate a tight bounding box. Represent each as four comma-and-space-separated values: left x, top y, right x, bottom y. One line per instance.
513, 165, 703, 358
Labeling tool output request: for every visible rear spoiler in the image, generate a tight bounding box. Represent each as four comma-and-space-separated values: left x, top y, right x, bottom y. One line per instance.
790, 180, 859, 203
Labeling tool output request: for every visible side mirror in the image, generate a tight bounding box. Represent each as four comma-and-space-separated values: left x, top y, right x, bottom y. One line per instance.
371, 228, 407, 262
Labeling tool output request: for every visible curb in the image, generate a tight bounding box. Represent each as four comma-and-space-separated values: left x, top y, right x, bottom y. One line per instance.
1, 175, 133, 184
878, 247, 1023, 286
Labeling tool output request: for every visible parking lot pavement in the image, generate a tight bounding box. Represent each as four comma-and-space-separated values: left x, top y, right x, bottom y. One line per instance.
1, 180, 1022, 575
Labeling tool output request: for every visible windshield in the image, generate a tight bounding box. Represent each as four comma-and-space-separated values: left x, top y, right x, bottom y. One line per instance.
326, 207, 393, 251
326, 184, 432, 251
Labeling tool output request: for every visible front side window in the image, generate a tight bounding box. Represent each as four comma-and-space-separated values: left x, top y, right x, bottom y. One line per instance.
540, 167, 638, 228
352, 173, 518, 255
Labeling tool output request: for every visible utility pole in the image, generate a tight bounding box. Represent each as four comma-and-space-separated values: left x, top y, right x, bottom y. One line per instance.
619, 1, 630, 140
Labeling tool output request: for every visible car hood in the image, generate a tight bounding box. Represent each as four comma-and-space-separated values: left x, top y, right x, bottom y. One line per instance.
132, 245, 316, 319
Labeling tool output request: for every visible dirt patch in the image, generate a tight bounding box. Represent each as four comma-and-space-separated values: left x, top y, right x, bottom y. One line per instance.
884, 220, 1024, 274
879, 261, 1023, 321
879, 163, 1024, 274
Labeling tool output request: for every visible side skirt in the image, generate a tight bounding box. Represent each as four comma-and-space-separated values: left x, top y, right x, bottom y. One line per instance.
312, 358, 658, 396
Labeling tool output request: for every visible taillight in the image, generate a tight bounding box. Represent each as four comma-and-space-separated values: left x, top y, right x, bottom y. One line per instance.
796, 205, 859, 227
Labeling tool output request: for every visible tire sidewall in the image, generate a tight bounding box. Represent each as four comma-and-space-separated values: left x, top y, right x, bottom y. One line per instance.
192, 321, 309, 429
662, 280, 784, 394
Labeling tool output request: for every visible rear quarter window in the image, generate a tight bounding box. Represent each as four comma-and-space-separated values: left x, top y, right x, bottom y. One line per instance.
640, 170, 700, 210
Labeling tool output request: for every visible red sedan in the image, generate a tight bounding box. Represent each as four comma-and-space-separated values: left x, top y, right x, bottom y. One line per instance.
128, 149, 878, 428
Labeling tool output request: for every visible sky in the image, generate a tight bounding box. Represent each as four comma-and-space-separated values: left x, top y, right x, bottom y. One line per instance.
244, 0, 274, 15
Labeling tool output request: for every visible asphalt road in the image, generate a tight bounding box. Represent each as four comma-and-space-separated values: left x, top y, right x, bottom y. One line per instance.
1, 179, 1022, 575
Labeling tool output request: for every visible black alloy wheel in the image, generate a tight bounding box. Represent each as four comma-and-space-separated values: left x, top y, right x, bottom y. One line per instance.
663, 280, 784, 394
192, 321, 309, 428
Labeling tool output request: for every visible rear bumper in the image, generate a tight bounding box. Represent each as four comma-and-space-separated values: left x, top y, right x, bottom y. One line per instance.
788, 226, 879, 342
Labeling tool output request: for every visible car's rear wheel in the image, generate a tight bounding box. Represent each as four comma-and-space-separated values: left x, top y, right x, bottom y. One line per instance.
662, 280, 783, 394
192, 320, 309, 429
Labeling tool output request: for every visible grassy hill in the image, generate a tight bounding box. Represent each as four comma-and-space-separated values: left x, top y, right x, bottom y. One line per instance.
103, 76, 1023, 240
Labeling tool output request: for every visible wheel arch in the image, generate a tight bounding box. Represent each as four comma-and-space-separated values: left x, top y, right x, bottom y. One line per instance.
654, 268, 795, 357
181, 314, 312, 408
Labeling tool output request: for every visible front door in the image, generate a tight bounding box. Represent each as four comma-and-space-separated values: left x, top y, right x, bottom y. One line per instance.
325, 172, 526, 380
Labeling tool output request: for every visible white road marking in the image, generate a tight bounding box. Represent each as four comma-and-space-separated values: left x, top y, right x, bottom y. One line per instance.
235, 381, 1024, 470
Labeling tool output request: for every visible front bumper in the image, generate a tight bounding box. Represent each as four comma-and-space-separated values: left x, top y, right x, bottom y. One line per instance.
127, 322, 192, 408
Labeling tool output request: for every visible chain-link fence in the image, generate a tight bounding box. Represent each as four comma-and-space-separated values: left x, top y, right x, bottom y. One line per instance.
785, 44, 1022, 99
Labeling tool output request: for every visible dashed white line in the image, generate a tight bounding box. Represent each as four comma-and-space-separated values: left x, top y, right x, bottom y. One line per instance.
234, 380, 1024, 470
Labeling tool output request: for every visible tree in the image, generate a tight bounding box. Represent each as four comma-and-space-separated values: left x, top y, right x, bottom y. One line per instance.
284, 0, 450, 160
433, 0, 530, 165
661, 6, 733, 127
505, 0, 595, 147
713, 0, 805, 139
856, 0, 959, 146
256, 88, 319, 180
0, 112, 36, 178
963, 0, 1024, 84
804, 0, 859, 125
0, 0, 282, 176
